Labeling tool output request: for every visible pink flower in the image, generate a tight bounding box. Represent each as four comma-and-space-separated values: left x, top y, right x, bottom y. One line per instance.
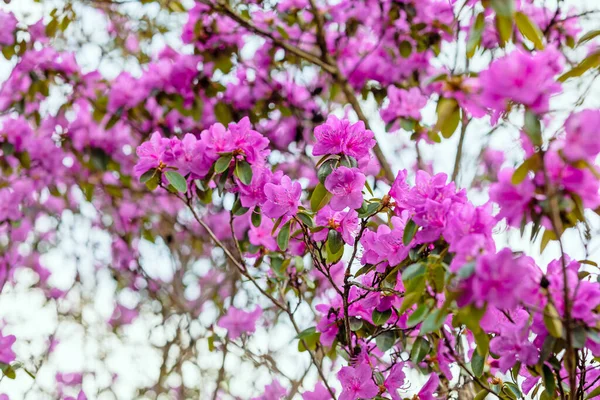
417, 374, 439, 400
0, 331, 15, 364
263, 176, 302, 218
490, 317, 538, 372
217, 306, 262, 339
248, 217, 278, 251
384, 363, 406, 400
134, 132, 168, 177
324, 167, 365, 211
337, 363, 379, 400
381, 87, 428, 127
314, 206, 359, 245
313, 116, 375, 159
302, 382, 334, 400
479, 49, 562, 115
468, 249, 540, 309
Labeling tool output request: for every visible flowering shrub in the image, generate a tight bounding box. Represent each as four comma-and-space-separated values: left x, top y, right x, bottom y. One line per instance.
0, 0, 600, 399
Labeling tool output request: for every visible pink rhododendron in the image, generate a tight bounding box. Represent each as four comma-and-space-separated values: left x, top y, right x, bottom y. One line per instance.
337, 363, 379, 400
217, 306, 262, 339
263, 176, 302, 218
324, 167, 366, 211
313, 115, 375, 159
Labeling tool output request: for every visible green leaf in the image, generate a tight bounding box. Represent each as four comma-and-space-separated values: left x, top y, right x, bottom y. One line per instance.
251, 208, 262, 227
467, 13, 486, 58
403, 219, 418, 246
235, 160, 253, 185
402, 263, 426, 282
354, 264, 376, 278
542, 364, 556, 397
578, 30, 600, 46
496, 15, 514, 46
558, 51, 600, 82
1, 142, 14, 156
474, 389, 489, 400
326, 241, 344, 263
376, 331, 396, 352
317, 159, 336, 184
298, 330, 320, 352
543, 303, 563, 338
511, 155, 540, 185
399, 292, 420, 314
540, 229, 556, 253
164, 171, 187, 193
524, 109, 542, 147
410, 337, 431, 363
472, 349, 485, 377
106, 113, 120, 130
357, 202, 380, 218
515, 11, 544, 50
504, 382, 522, 399
372, 309, 392, 326
310, 183, 332, 212
419, 309, 446, 335
399, 40, 412, 58
145, 173, 160, 191
407, 304, 429, 328
435, 97, 461, 138
140, 169, 157, 184
474, 330, 490, 357
214, 102, 233, 124
277, 221, 291, 251
296, 212, 314, 227
215, 155, 233, 174
326, 230, 344, 255
490, 0, 514, 17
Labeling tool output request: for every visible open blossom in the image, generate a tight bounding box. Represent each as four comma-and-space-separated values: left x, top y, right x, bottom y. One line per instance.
381, 87, 428, 125
324, 167, 365, 211
314, 206, 359, 245
468, 249, 540, 309
337, 363, 379, 400
479, 48, 562, 115
490, 317, 539, 372
313, 115, 375, 159
263, 176, 302, 218
217, 306, 262, 339
562, 110, 600, 162
134, 132, 168, 177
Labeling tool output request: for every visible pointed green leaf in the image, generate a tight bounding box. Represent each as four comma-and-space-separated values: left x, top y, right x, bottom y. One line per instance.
515, 11, 544, 49
235, 160, 253, 185
215, 155, 233, 174
164, 171, 187, 193
403, 219, 418, 246
372, 309, 392, 326
277, 221, 291, 251
310, 183, 332, 212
